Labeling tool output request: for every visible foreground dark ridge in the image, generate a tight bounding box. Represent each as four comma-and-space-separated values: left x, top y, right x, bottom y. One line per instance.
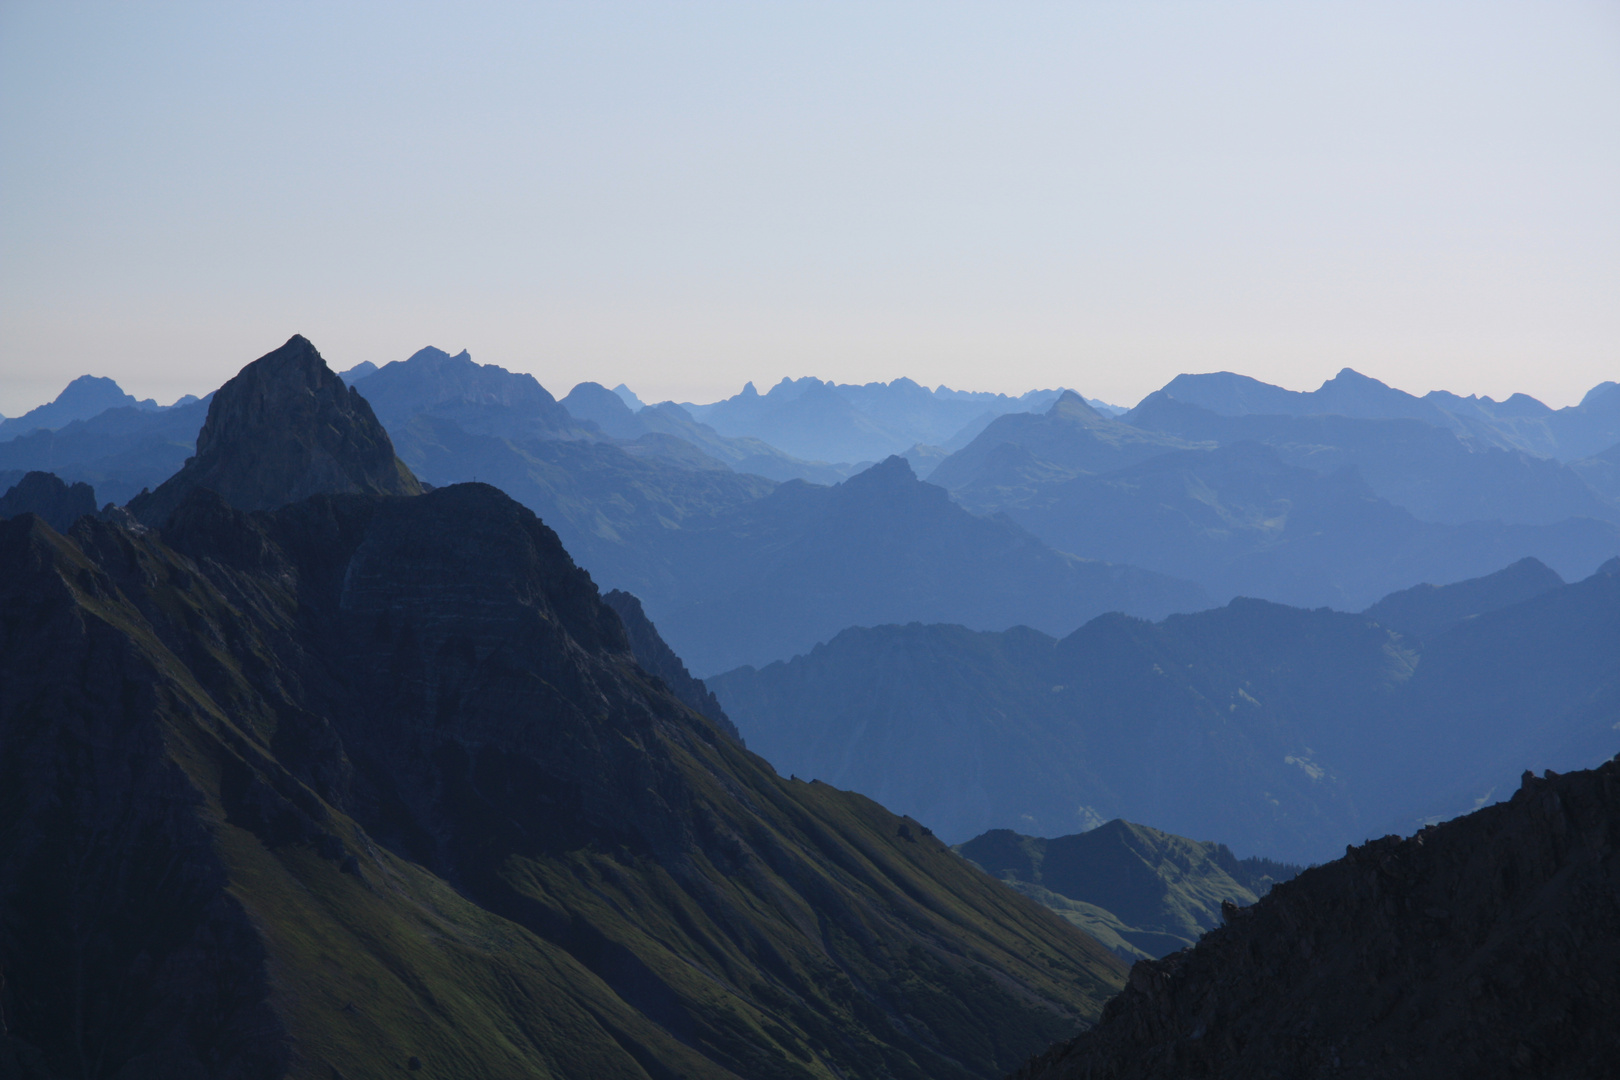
1009, 759, 1620, 1080
0, 484, 1125, 1079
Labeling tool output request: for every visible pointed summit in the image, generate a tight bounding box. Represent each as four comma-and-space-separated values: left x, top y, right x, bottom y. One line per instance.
1048, 389, 1103, 418
129, 335, 421, 527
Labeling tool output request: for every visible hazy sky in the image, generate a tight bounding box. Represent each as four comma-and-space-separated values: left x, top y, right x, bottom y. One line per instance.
2, 2, 1616, 417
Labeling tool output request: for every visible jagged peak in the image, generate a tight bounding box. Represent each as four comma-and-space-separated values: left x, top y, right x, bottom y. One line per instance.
128, 336, 421, 527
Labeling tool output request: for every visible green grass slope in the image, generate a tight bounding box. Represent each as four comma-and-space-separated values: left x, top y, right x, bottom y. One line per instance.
0, 487, 1126, 1080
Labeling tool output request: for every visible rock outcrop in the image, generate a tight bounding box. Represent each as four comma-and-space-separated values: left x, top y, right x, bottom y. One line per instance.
603, 587, 744, 744
1010, 759, 1620, 1079
128, 334, 420, 526
0, 471, 96, 531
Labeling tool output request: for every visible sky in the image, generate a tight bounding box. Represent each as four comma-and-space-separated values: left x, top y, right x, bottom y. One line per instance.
1, 1, 1617, 417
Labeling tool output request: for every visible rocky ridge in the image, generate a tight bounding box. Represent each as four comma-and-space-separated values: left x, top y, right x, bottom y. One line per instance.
1010, 759, 1620, 1079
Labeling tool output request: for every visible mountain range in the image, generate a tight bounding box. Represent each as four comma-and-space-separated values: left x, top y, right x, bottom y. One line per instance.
0, 337, 1126, 1079
4, 337, 1618, 1075
681, 376, 1086, 465
1158, 367, 1620, 460
710, 554, 1620, 863
8, 354, 1619, 670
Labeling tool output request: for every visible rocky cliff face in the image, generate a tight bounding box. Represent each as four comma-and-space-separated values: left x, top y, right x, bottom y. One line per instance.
129, 334, 420, 526
1010, 760, 1620, 1080
603, 588, 744, 744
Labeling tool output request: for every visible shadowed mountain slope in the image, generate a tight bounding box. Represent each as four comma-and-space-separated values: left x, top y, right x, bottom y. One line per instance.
602, 588, 744, 745
0, 471, 97, 532
129, 335, 421, 526
0, 346, 1129, 1078
1362, 556, 1564, 643
1011, 760, 1620, 1080
957, 822, 1301, 962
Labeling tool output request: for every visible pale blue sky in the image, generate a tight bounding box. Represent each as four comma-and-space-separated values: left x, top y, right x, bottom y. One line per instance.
2, 1, 1617, 416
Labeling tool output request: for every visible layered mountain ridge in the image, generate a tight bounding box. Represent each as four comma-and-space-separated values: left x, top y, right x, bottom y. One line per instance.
712, 557, 1620, 862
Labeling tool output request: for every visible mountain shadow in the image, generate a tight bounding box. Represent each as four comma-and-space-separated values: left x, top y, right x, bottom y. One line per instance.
602, 588, 744, 745
1011, 761, 1620, 1080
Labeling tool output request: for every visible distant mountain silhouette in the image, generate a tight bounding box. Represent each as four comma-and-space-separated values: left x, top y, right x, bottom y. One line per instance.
562, 380, 644, 438
351, 346, 585, 441
641, 455, 1208, 673
957, 821, 1301, 961
0, 375, 161, 439
1012, 760, 1620, 1080
691, 376, 915, 462
560, 381, 860, 484
336, 359, 378, 383
1155, 368, 1620, 461
390, 411, 777, 600
954, 438, 1618, 610
686, 376, 1067, 464
1363, 556, 1564, 643
0, 471, 97, 531
129, 334, 421, 526
1124, 391, 1619, 526
712, 559, 1620, 862
929, 391, 1198, 493
0, 397, 210, 505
